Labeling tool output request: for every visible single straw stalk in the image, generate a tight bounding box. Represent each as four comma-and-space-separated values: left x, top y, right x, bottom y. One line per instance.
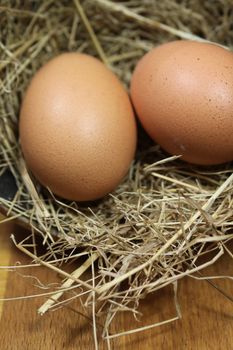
38, 252, 99, 315
11, 235, 95, 292
73, 0, 109, 65
94, 0, 210, 43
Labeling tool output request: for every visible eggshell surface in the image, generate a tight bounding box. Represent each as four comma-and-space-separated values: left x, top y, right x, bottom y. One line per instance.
20, 53, 136, 201
130, 40, 233, 165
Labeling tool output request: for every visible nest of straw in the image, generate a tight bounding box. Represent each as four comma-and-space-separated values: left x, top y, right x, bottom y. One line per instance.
1, 0, 233, 345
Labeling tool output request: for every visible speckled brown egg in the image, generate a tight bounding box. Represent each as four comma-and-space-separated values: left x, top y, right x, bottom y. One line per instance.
130, 40, 233, 165
20, 53, 136, 201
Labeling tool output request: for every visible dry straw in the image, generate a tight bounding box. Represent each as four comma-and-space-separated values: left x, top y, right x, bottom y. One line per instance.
0, 0, 233, 348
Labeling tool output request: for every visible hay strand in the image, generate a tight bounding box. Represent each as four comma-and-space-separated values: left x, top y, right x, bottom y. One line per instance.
38, 252, 99, 315
73, 0, 109, 65
94, 0, 225, 46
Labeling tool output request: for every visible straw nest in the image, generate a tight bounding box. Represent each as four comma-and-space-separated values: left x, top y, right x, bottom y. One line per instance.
1, 0, 233, 346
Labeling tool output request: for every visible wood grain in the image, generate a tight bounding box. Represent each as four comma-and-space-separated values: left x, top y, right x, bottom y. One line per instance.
0, 216, 16, 317
0, 217, 232, 350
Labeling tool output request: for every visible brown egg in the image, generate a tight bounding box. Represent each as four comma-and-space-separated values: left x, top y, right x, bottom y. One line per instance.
20, 53, 136, 201
130, 40, 233, 165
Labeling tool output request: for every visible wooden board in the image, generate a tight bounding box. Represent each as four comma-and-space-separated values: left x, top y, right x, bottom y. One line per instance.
0, 215, 232, 349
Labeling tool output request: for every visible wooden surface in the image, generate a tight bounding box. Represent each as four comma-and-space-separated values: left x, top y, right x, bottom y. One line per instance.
0, 215, 232, 350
